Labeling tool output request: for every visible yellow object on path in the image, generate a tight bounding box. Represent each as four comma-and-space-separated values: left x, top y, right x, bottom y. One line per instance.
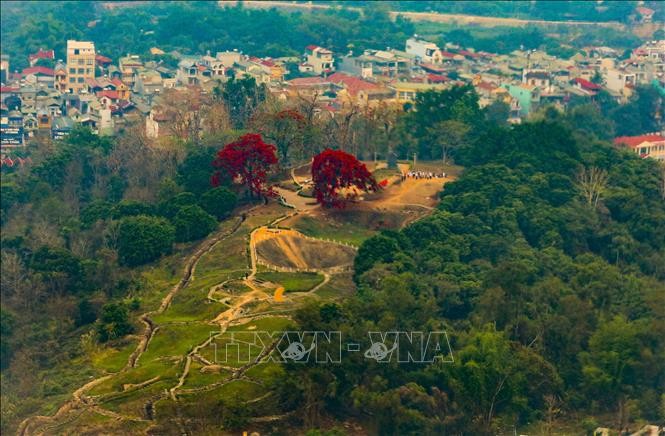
274, 286, 285, 302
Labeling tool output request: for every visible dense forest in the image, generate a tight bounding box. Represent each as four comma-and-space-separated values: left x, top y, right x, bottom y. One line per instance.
281, 107, 665, 434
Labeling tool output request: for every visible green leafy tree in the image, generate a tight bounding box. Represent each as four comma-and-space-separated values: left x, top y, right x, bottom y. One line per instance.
426, 119, 470, 164
158, 192, 198, 219
173, 205, 218, 242
111, 200, 156, 219
97, 302, 133, 342
485, 100, 510, 126
75, 298, 97, 326
0, 310, 15, 369
200, 187, 238, 220
176, 146, 219, 195
117, 215, 175, 266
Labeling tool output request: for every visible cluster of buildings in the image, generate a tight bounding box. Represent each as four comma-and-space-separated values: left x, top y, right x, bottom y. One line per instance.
2, 32, 664, 161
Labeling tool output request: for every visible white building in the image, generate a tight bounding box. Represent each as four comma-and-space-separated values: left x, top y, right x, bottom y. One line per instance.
304, 45, 334, 76
604, 68, 636, 96
405, 37, 442, 64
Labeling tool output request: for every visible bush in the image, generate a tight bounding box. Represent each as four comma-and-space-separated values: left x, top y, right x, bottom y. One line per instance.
173, 205, 218, 242
80, 200, 113, 227
75, 299, 97, 326
97, 303, 133, 342
117, 215, 175, 266
111, 200, 157, 219
158, 192, 198, 219
200, 187, 238, 220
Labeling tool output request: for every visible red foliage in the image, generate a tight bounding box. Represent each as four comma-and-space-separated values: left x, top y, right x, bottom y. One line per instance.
275, 109, 305, 123
211, 133, 279, 198
311, 149, 379, 208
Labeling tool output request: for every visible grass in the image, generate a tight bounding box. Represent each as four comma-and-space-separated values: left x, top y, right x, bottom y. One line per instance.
100, 379, 172, 415
373, 167, 401, 181
313, 272, 356, 300
289, 214, 376, 246
141, 323, 219, 363
199, 317, 294, 367
91, 342, 135, 373
255, 271, 324, 292
226, 316, 293, 333
181, 362, 232, 389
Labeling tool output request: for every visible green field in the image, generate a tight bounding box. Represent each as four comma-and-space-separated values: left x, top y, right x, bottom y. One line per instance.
255, 271, 324, 292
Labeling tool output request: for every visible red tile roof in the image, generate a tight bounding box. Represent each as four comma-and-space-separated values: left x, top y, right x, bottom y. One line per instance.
614, 134, 665, 148
327, 72, 381, 97
21, 66, 55, 77
0, 86, 19, 93
97, 90, 120, 100
86, 78, 102, 88
427, 73, 449, 83
573, 77, 602, 91
111, 78, 125, 87
475, 81, 496, 91
28, 49, 55, 62
95, 54, 113, 64
305, 45, 319, 51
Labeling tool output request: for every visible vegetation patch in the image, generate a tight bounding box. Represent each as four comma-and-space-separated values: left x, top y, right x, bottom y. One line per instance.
255, 271, 324, 292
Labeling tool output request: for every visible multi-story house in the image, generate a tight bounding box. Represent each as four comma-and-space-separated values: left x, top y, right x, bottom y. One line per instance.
118, 55, 143, 86
405, 37, 442, 64
54, 62, 67, 92
134, 69, 164, 96
177, 59, 201, 85
604, 68, 636, 98
305, 45, 335, 76
614, 134, 665, 161
339, 50, 413, 79
66, 40, 96, 94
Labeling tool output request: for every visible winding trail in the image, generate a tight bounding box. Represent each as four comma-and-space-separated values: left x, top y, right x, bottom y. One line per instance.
17, 212, 250, 436
18, 164, 449, 434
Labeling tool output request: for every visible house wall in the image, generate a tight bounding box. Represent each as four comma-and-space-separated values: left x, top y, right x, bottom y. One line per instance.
66, 40, 96, 94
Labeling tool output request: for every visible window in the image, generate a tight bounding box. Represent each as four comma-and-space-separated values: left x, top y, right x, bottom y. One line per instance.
78, 77, 84, 83
74, 49, 80, 55
69, 68, 76, 74
78, 68, 85, 74
87, 59, 93, 65
86, 68, 92, 74
69, 78, 75, 83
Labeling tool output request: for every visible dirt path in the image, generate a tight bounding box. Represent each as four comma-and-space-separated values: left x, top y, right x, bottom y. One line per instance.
18, 161, 452, 433
17, 213, 251, 436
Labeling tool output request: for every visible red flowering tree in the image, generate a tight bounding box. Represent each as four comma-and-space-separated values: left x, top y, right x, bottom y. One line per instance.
311, 149, 379, 208
211, 133, 278, 198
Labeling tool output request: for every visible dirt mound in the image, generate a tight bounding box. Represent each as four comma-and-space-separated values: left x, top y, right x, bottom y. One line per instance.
254, 228, 355, 270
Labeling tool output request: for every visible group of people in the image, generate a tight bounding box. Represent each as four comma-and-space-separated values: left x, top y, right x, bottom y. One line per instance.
401, 170, 446, 181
